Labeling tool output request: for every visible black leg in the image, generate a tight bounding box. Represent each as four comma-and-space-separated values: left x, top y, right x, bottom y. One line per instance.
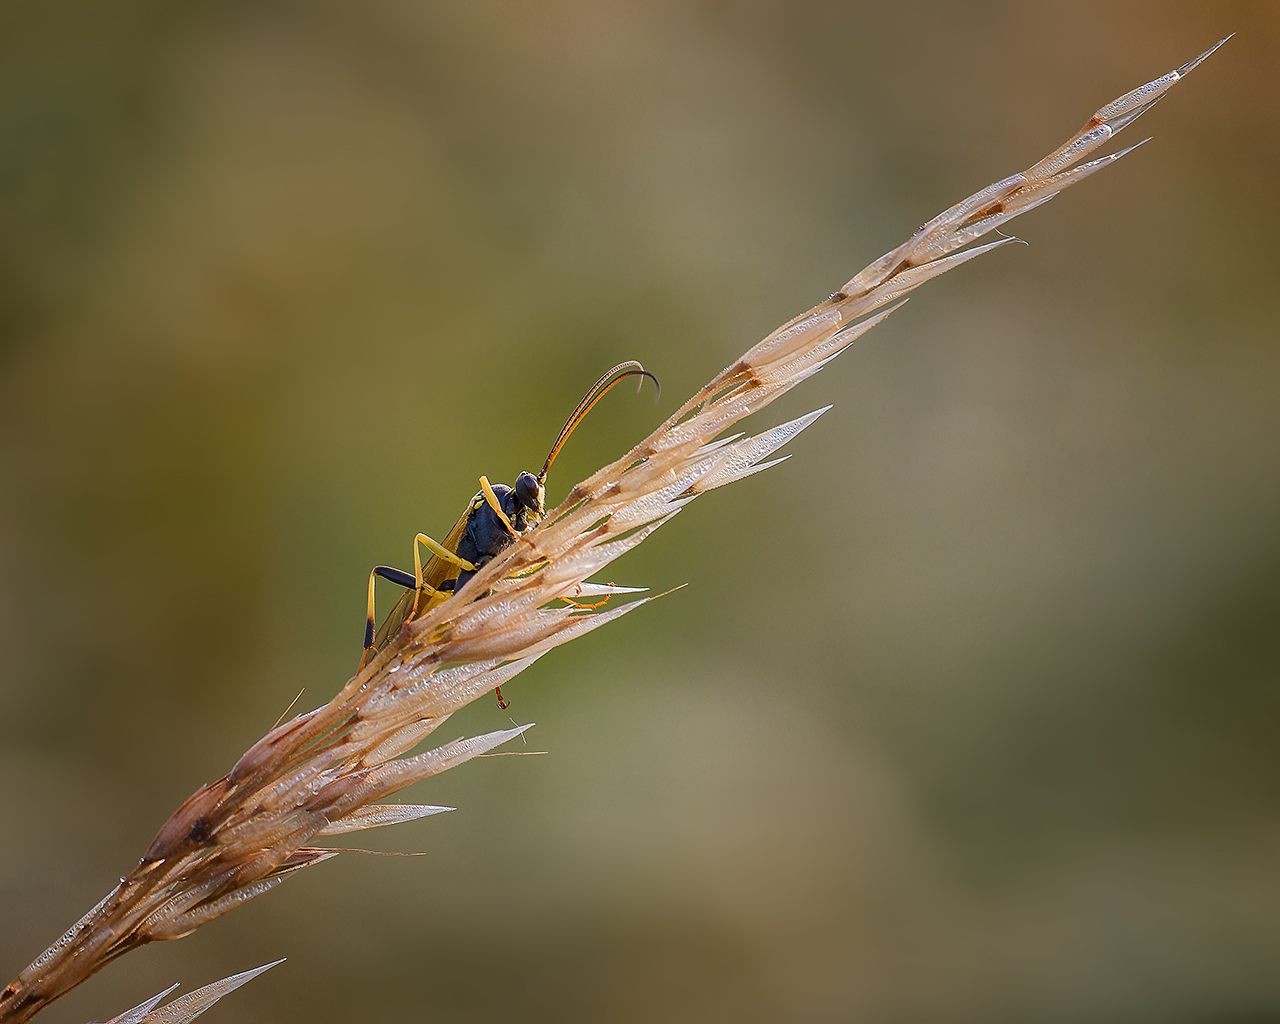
359, 565, 417, 669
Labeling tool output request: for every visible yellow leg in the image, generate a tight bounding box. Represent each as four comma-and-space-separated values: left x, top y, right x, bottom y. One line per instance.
560, 593, 612, 610
411, 532, 475, 619
478, 476, 516, 535
558, 581, 613, 610
414, 533, 474, 588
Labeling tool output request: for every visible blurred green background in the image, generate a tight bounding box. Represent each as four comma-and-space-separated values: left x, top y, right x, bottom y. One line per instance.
1, 2, 1277, 1022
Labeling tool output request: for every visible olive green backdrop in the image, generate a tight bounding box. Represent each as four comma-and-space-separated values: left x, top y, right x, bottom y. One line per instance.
1, 2, 1277, 1022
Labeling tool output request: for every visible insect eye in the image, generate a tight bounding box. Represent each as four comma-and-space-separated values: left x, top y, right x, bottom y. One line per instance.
514, 472, 543, 511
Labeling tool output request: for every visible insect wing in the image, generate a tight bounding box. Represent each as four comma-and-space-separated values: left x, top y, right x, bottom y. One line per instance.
371, 586, 415, 653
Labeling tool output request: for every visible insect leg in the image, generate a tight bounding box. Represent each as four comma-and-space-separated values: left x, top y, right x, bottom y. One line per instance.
413, 532, 474, 582
559, 582, 613, 609
359, 565, 416, 670
560, 595, 612, 609
478, 476, 515, 535
410, 533, 475, 620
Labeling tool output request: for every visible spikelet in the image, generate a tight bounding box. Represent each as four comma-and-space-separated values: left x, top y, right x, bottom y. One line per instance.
0, 39, 1226, 1024
97, 961, 284, 1024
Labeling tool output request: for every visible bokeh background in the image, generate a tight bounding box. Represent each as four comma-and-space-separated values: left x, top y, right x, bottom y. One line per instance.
1, 2, 1277, 1022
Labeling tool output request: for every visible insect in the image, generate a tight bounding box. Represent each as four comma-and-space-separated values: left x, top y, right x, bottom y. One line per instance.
359, 361, 660, 706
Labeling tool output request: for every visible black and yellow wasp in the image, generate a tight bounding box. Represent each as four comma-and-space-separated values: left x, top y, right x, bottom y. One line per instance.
358, 362, 659, 705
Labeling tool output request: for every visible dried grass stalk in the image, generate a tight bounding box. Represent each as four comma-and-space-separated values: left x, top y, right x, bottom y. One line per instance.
0, 40, 1225, 1024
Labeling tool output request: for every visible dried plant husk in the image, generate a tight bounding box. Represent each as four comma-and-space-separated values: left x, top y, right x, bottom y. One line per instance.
0, 40, 1226, 1024
96, 960, 284, 1024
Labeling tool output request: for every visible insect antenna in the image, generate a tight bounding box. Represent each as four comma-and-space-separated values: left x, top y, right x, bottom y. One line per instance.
538, 360, 660, 484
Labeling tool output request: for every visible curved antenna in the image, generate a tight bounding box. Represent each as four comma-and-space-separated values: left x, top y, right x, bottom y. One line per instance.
539, 361, 660, 483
